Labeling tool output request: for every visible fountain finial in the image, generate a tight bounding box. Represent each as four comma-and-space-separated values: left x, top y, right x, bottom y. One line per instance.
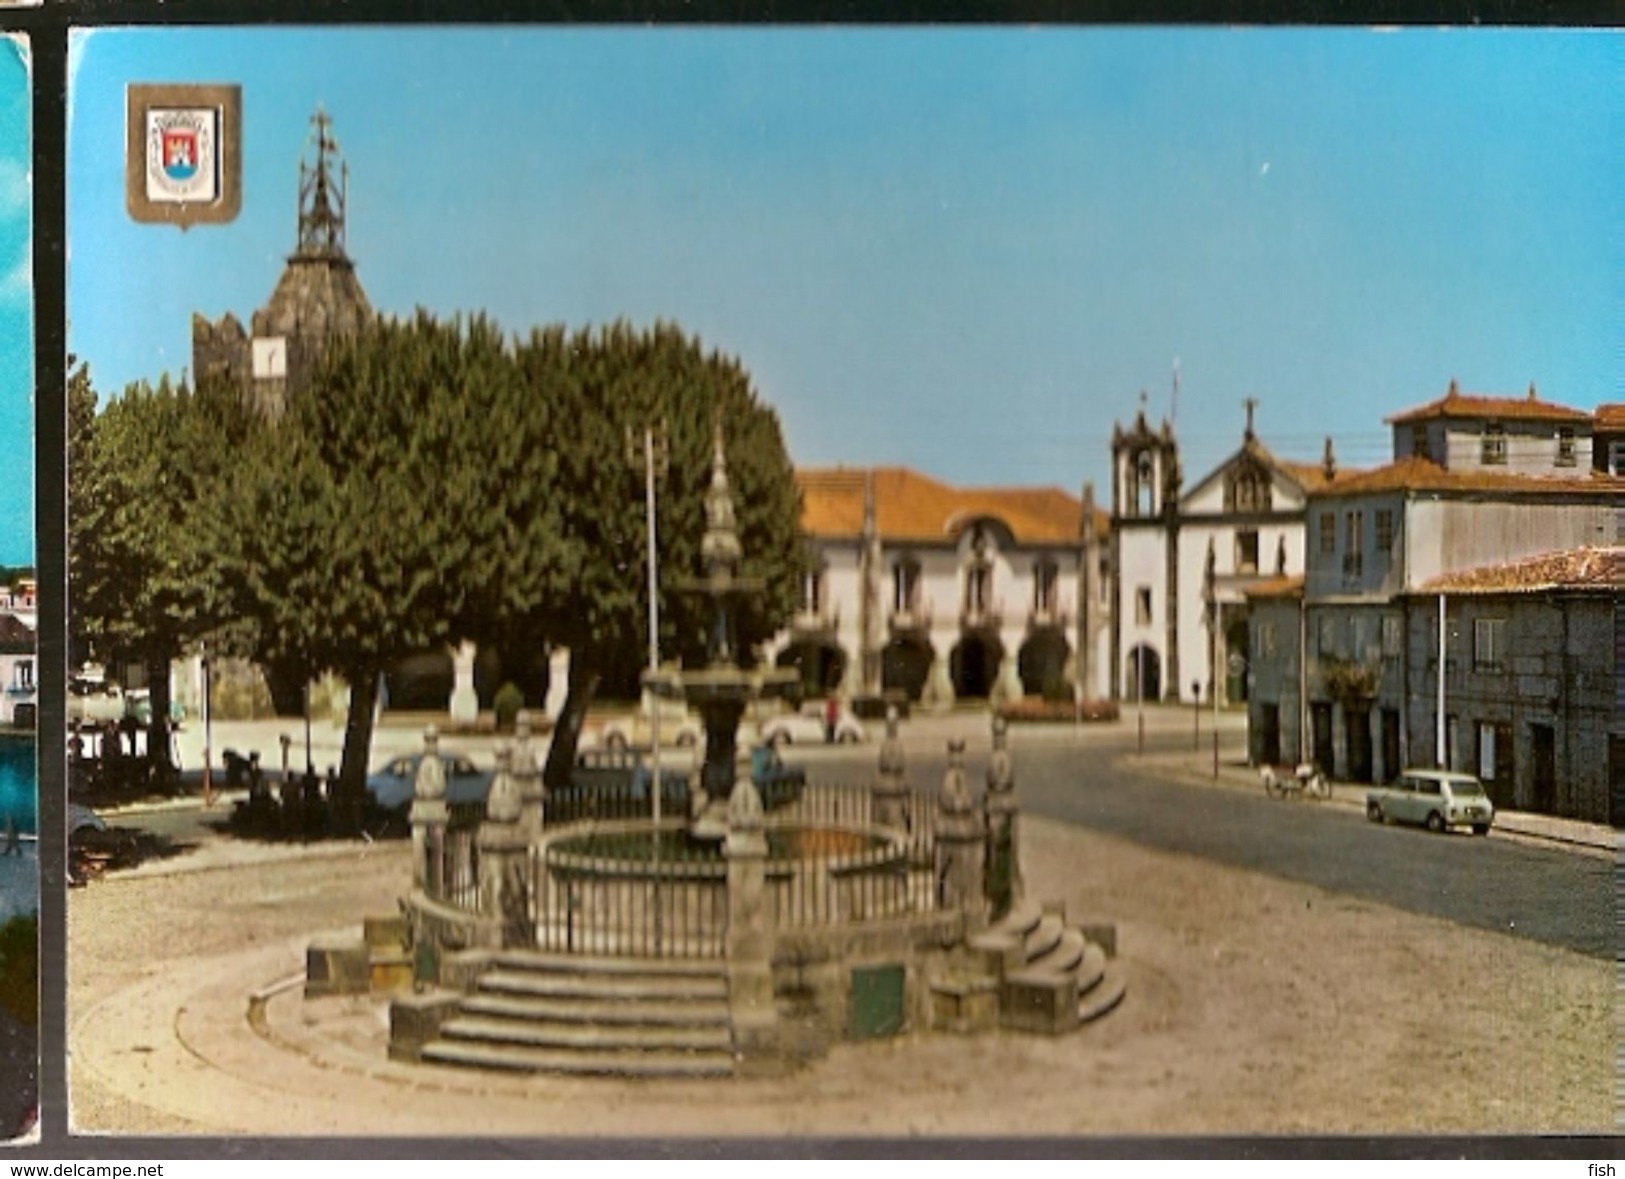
701, 417, 743, 583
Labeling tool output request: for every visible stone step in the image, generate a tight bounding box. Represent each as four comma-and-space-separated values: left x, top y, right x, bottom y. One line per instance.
1074, 942, 1108, 997
462, 992, 730, 1027
1077, 963, 1127, 1025
966, 897, 1044, 960
420, 1039, 734, 1079
478, 969, 728, 1004
440, 1015, 733, 1054
1014, 927, 1086, 979
1022, 913, 1065, 964
491, 951, 724, 978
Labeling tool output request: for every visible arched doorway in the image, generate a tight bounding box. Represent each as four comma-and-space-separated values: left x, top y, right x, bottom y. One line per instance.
1225, 615, 1251, 704
1124, 645, 1161, 702
881, 638, 932, 702
473, 643, 553, 710
775, 640, 847, 699
951, 634, 1005, 700
384, 650, 455, 712
1018, 630, 1072, 698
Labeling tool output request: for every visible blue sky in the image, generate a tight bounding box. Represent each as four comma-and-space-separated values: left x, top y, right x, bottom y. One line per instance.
0, 37, 30, 568
67, 27, 1618, 504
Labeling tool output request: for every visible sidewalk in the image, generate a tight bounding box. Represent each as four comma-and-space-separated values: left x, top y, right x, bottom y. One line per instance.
1122, 747, 1619, 854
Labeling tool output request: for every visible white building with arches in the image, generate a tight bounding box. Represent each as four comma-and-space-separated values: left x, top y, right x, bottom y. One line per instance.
770, 467, 1112, 707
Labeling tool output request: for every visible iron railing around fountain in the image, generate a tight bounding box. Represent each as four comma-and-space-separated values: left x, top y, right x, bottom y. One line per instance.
426, 825, 480, 911
531, 832, 729, 959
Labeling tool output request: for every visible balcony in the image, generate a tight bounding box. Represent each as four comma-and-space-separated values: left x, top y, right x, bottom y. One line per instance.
1028, 601, 1072, 630
888, 602, 933, 636
960, 598, 1004, 632
790, 605, 839, 637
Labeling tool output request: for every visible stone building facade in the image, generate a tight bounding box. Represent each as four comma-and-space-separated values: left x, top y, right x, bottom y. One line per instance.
1399, 550, 1620, 823
774, 467, 1111, 706
1246, 381, 1624, 821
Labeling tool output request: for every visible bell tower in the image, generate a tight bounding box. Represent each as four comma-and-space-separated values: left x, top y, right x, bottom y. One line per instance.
193, 107, 374, 418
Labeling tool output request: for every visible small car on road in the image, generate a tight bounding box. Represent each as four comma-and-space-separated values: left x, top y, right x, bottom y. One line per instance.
761, 701, 865, 746
1366, 769, 1494, 835
366, 752, 493, 813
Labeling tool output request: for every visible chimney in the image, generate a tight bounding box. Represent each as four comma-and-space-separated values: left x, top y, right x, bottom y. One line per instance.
1322, 436, 1337, 480
1527, 382, 1538, 402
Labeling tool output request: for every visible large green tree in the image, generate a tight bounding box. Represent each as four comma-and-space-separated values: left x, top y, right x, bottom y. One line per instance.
516, 321, 805, 788
70, 368, 255, 765
218, 311, 567, 810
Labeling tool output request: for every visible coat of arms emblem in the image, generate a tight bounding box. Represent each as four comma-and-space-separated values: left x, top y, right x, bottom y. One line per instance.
145, 108, 217, 203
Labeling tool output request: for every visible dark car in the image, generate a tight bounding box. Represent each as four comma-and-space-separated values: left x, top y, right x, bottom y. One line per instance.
365, 752, 493, 813
750, 745, 805, 811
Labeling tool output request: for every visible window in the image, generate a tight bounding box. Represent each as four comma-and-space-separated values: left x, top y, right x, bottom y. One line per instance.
964, 565, 991, 615
1556, 427, 1576, 467
1318, 615, 1339, 656
1033, 558, 1059, 613
893, 558, 921, 614
1235, 529, 1259, 573
1472, 618, 1506, 672
1381, 615, 1402, 658
1476, 722, 1511, 783
11, 660, 32, 690
1135, 586, 1153, 626
801, 567, 824, 614
1481, 422, 1507, 466
1319, 512, 1335, 555
1226, 470, 1271, 513
1375, 509, 1395, 555
1412, 425, 1431, 462
1342, 511, 1364, 579
1131, 452, 1155, 517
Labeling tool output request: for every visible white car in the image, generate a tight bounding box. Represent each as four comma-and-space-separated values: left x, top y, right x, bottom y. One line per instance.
761, 702, 865, 746
1366, 769, 1494, 835
599, 707, 703, 752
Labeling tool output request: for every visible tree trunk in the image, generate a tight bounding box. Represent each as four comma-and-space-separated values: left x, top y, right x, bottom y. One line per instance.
335, 664, 380, 832
145, 651, 175, 772
542, 649, 600, 791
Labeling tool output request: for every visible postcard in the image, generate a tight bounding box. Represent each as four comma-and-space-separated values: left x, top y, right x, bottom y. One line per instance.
0, 30, 38, 1146
64, 26, 1619, 1142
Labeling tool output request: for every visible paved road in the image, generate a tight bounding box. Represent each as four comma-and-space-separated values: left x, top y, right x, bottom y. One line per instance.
106, 715, 1615, 959
802, 726, 1616, 960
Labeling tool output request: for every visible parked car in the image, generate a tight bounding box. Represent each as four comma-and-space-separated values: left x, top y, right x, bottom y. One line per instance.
1366, 769, 1494, 835
365, 752, 494, 813
761, 701, 865, 746
599, 702, 704, 752
68, 675, 124, 724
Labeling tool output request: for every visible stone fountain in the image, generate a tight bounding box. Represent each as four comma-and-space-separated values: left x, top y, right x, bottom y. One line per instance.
643, 422, 797, 840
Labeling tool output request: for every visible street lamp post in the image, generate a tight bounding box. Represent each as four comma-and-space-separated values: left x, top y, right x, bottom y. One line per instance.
626, 423, 669, 826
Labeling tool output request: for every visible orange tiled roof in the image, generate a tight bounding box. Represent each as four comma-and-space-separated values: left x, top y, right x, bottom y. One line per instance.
797, 466, 1104, 544
1307, 455, 1625, 498
1242, 574, 1305, 599
1415, 547, 1623, 595
1385, 380, 1592, 426
1596, 403, 1625, 431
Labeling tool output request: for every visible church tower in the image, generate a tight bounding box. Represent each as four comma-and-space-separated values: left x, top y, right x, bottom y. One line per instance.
1109, 396, 1183, 701
192, 107, 374, 418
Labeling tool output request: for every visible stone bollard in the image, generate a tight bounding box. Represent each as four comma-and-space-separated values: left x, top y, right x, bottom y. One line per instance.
477, 746, 532, 949
935, 739, 986, 926
871, 705, 909, 832
511, 710, 545, 837
409, 726, 448, 896
983, 714, 1022, 919
725, 770, 779, 1070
